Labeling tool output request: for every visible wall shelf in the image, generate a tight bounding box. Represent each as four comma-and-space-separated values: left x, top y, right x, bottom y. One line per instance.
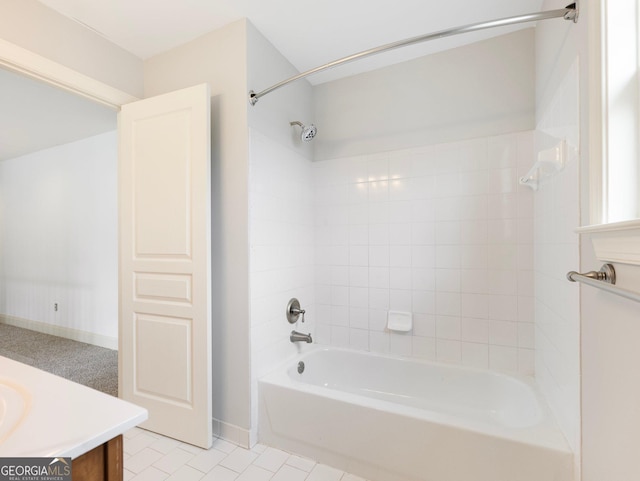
519, 138, 567, 190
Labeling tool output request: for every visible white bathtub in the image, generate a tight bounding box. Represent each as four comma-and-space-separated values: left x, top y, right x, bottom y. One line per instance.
259, 348, 573, 481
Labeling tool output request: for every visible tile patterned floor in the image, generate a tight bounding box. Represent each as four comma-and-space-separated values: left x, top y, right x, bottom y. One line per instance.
123, 428, 371, 481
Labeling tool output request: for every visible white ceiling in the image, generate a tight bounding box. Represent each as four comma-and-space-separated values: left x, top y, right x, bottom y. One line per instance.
37, 0, 545, 84
0, 68, 116, 161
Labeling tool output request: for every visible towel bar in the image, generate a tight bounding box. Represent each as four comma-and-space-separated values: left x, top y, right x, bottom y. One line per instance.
567, 264, 640, 303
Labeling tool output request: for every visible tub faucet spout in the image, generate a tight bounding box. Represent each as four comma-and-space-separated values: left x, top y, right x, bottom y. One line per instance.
290, 330, 313, 343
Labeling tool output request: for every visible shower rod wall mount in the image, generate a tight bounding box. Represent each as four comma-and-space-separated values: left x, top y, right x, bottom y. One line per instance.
249, 3, 578, 106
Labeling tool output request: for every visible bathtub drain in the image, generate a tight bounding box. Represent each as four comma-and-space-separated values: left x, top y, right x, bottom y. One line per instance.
297, 361, 305, 374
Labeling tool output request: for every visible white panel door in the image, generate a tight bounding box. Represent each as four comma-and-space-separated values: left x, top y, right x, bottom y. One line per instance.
118, 83, 212, 448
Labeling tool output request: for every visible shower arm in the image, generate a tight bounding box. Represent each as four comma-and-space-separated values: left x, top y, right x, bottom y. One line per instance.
249, 3, 577, 106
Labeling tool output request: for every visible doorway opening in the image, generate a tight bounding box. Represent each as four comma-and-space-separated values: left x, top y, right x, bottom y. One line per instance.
0, 66, 118, 396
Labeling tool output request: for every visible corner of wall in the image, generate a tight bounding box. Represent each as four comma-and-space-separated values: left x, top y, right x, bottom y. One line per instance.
245, 20, 314, 161
143, 19, 253, 435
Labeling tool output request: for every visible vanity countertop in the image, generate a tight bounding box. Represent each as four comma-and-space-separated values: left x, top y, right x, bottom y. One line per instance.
0, 355, 147, 458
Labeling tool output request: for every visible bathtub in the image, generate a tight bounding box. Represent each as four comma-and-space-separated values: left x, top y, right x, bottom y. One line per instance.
259, 348, 572, 481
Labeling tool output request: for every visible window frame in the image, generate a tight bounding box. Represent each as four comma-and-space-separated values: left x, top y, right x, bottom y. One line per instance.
580, 0, 640, 266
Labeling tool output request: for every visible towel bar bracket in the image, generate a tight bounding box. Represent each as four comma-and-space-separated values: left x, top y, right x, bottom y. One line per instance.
567, 263, 616, 284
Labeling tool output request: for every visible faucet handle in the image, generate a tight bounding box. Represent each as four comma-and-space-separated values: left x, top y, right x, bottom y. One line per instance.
294, 308, 306, 323
286, 298, 305, 324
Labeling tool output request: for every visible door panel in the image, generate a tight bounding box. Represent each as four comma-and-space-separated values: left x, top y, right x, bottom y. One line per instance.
119, 83, 212, 448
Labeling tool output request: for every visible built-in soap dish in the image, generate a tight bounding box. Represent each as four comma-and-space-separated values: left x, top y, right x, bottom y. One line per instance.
387, 311, 412, 332
519, 137, 567, 191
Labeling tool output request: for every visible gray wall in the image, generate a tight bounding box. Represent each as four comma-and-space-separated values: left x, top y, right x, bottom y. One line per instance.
144, 19, 252, 444
313, 28, 535, 161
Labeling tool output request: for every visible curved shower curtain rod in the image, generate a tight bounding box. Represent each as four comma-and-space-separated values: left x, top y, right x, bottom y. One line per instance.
249, 3, 578, 105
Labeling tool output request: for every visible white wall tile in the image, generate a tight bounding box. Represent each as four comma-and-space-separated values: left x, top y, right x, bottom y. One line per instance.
389, 223, 412, 245
461, 342, 489, 369
368, 267, 389, 289
349, 329, 370, 351
367, 155, 389, 181
331, 326, 350, 348
390, 332, 413, 356
331, 306, 349, 327
368, 309, 387, 331
437, 339, 461, 364
369, 246, 389, 266
412, 336, 436, 360
534, 64, 581, 452
349, 308, 369, 330
349, 287, 369, 309
312, 134, 535, 371
368, 288, 389, 310
369, 331, 390, 353
488, 320, 518, 347
436, 316, 461, 340
249, 131, 316, 435
389, 267, 412, 290
517, 322, 535, 349
389, 246, 412, 267
412, 290, 435, 314
389, 154, 413, 179
435, 246, 460, 269
412, 269, 436, 291
488, 134, 518, 169
349, 225, 368, 245
461, 293, 489, 319
436, 269, 461, 292
461, 317, 489, 343
488, 295, 518, 321
389, 289, 412, 311
436, 292, 461, 317
489, 345, 518, 373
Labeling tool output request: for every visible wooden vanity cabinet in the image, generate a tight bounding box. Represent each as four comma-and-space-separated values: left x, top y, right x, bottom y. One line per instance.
72, 435, 123, 481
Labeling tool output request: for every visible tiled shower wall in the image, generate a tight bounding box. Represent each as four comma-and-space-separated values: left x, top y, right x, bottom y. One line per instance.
313, 132, 536, 375
248, 129, 315, 437
534, 59, 580, 453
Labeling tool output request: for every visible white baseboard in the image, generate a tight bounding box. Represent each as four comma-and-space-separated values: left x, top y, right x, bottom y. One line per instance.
212, 418, 252, 449
0, 314, 118, 350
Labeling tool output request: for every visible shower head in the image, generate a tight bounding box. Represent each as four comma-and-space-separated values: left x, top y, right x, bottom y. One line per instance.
290, 121, 317, 142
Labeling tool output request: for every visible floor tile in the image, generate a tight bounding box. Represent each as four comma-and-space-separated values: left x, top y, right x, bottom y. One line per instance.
251, 444, 268, 454
212, 438, 237, 454
219, 448, 258, 473
285, 454, 316, 473
270, 465, 307, 481
235, 465, 273, 481
180, 442, 208, 454
126, 448, 164, 474
125, 432, 160, 456
153, 447, 195, 474
252, 447, 289, 472
200, 465, 239, 481
342, 474, 367, 481
306, 463, 344, 481
188, 448, 227, 473
150, 436, 181, 454
130, 466, 169, 481
165, 465, 205, 481
123, 431, 372, 481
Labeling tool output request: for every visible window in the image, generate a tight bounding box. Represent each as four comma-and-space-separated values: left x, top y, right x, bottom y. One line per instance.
581, 0, 640, 265
600, 0, 640, 223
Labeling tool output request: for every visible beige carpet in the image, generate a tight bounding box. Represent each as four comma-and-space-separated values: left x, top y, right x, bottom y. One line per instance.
0, 323, 118, 397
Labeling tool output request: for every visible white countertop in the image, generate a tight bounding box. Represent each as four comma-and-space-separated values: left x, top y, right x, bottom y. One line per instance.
0, 355, 148, 458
